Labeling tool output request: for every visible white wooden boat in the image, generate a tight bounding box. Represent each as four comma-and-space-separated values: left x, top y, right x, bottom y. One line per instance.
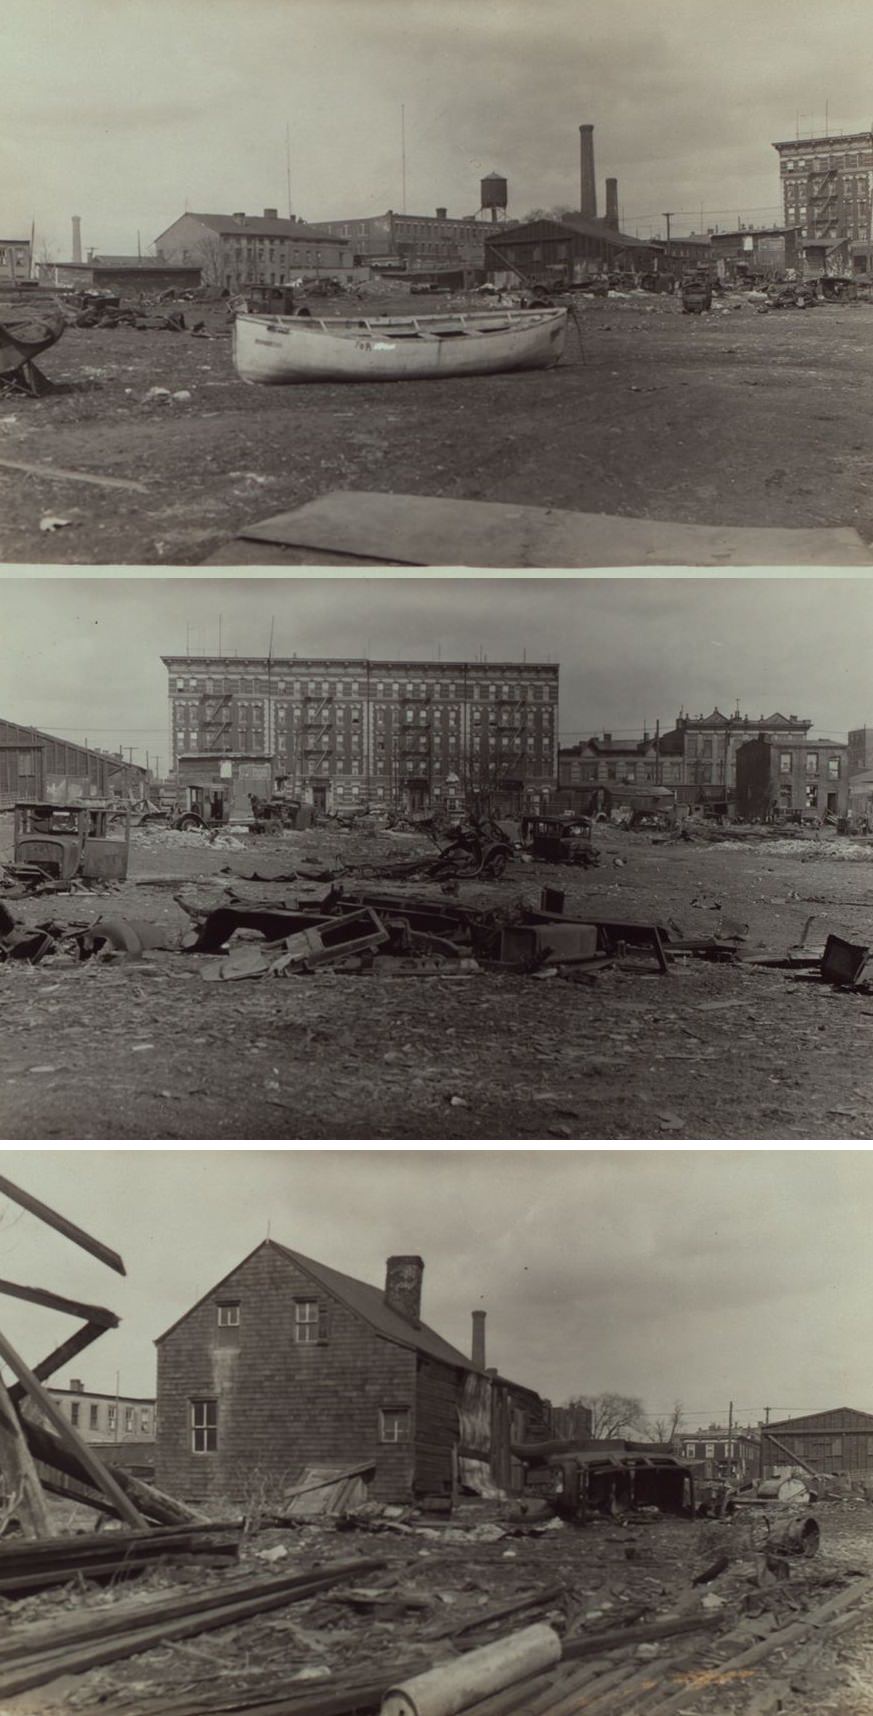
233, 306, 567, 384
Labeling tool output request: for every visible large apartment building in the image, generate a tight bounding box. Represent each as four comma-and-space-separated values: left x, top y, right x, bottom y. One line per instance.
773, 130, 873, 267
162, 655, 559, 813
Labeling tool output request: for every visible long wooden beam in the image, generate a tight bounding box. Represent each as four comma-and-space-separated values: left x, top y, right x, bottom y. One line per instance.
0, 1176, 125, 1276
0, 1277, 118, 1327
19, 1418, 200, 1525
8, 1319, 109, 1406
0, 1326, 143, 1527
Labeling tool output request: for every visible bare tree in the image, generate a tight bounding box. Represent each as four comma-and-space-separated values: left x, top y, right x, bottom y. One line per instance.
643, 1400, 685, 1447
572, 1393, 647, 1439
193, 234, 230, 290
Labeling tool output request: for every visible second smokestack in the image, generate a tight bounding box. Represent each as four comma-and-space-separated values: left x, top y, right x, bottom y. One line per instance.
72, 215, 82, 265
605, 178, 619, 230
471, 1309, 486, 1368
579, 124, 597, 220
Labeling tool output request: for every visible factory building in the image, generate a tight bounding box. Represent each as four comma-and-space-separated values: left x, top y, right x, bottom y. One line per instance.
153, 211, 355, 290
306, 208, 487, 273
0, 717, 148, 808
162, 656, 559, 815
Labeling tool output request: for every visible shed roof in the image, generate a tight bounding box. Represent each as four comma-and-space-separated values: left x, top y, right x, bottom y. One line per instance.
766, 1406, 873, 1433
155, 1238, 478, 1372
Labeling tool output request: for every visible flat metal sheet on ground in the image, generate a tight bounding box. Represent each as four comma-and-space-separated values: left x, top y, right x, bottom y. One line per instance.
219, 490, 873, 567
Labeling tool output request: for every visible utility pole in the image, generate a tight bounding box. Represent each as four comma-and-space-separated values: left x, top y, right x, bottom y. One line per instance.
727, 1399, 733, 1470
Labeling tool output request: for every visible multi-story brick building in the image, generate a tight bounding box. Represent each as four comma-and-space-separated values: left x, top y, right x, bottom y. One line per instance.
659, 708, 814, 806
307, 208, 486, 273
162, 655, 558, 814
734, 734, 848, 820
22, 1377, 156, 1481
155, 1244, 551, 1505
773, 130, 873, 271
558, 733, 659, 789
153, 211, 354, 290
682, 1428, 759, 1481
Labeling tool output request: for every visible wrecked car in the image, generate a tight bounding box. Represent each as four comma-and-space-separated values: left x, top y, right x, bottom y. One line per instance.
8, 801, 130, 889
520, 812, 597, 867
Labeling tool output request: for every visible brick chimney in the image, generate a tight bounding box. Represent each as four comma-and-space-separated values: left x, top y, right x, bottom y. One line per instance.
385, 1256, 424, 1325
579, 124, 597, 220
69, 1378, 84, 1393
72, 216, 82, 265
263, 208, 278, 219
605, 178, 619, 230
471, 1309, 486, 1368
436, 207, 447, 220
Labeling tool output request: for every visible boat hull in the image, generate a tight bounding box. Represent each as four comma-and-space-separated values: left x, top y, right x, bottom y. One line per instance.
233, 308, 567, 385
0, 308, 66, 379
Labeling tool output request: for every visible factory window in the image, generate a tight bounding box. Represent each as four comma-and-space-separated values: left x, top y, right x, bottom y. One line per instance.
704, 1442, 715, 1459
125, 1407, 135, 1434
806, 752, 818, 775
71, 1402, 80, 1427
827, 757, 841, 778
90, 1402, 99, 1429
107, 1405, 117, 1432
380, 1406, 411, 1443
141, 1408, 150, 1433
217, 1302, 240, 1327
294, 1300, 320, 1344
191, 1399, 218, 1454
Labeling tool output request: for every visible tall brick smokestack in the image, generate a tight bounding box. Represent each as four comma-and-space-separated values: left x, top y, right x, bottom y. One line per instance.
579, 125, 597, 220
72, 216, 82, 264
385, 1256, 424, 1325
605, 178, 619, 230
471, 1309, 486, 1368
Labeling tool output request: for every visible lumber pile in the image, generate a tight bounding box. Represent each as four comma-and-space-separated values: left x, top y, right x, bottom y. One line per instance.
0, 1520, 244, 1597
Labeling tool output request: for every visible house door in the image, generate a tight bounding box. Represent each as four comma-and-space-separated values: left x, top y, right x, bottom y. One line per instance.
311, 780, 329, 812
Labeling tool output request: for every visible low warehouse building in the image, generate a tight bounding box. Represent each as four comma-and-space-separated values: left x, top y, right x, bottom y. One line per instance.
0, 716, 148, 807
762, 1407, 873, 1478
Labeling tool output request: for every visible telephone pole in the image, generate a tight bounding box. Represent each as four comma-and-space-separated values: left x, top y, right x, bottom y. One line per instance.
662, 212, 674, 244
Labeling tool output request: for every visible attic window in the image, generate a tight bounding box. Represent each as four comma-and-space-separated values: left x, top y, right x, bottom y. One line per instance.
294, 1300, 320, 1344
217, 1302, 240, 1327
380, 1406, 411, 1443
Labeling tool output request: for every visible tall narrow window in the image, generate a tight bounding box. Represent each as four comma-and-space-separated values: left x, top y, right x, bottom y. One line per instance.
191, 1399, 218, 1453
295, 1300, 320, 1344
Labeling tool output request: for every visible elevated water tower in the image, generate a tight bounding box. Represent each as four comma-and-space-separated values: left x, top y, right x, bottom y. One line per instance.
480, 171, 508, 222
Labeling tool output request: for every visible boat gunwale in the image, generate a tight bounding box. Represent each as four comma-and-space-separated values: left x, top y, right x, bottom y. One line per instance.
236, 306, 568, 341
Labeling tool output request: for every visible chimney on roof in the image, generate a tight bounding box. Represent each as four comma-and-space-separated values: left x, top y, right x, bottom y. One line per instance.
471, 1310, 486, 1368
605, 178, 619, 230
385, 1256, 424, 1325
69, 1378, 84, 1393
72, 216, 82, 265
436, 206, 447, 220
263, 208, 278, 220
232, 212, 246, 222
579, 124, 597, 220
602, 731, 612, 742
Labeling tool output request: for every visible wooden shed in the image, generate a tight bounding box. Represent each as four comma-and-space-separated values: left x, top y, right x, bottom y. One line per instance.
762, 1407, 873, 1478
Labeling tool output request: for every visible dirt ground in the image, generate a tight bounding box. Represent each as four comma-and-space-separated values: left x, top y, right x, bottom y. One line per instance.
3, 816, 873, 1141
3, 290, 873, 564
5, 1497, 873, 1716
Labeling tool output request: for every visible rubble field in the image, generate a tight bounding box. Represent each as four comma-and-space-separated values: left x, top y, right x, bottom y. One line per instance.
3, 292, 873, 564
2, 1494, 873, 1716
3, 816, 873, 1140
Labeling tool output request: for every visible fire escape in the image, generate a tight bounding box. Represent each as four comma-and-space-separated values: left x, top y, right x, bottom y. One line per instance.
494, 694, 530, 809
398, 688, 433, 810
805, 168, 844, 243
197, 693, 234, 753
301, 691, 335, 790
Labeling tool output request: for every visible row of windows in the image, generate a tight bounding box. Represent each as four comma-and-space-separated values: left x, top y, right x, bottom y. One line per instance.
217, 1299, 322, 1340
173, 679, 557, 701
190, 1397, 409, 1454
63, 1398, 152, 1434
779, 753, 841, 777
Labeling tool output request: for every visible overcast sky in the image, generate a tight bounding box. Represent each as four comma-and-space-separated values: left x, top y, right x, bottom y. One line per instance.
5, 0, 873, 258
0, 1148, 869, 1431
2, 575, 872, 772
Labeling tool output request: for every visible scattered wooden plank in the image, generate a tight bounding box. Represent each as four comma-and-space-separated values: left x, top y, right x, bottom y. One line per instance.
435, 1581, 567, 1639
0, 1174, 126, 1275
19, 1417, 196, 1525
0, 1558, 389, 1700
0, 457, 148, 493
0, 1326, 144, 1527
562, 1611, 720, 1660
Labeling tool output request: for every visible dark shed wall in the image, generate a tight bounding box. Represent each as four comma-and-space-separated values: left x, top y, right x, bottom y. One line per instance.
414, 1356, 461, 1495
764, 1408, 873, 1475
155, 1243, 417, 1503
